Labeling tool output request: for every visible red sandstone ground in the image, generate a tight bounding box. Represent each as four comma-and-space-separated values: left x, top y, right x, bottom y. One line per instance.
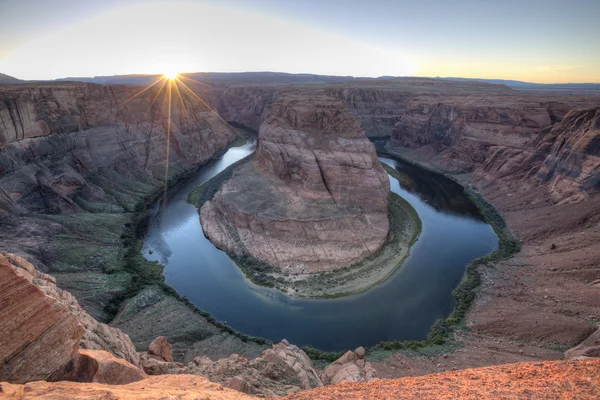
2, 360, 597, 399
289, 360, 600, 400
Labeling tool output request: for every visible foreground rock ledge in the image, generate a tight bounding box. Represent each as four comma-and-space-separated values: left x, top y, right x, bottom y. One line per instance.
201, 91, 390, 274
2, 360, 598, 399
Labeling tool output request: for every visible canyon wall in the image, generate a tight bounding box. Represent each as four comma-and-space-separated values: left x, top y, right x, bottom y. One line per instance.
206, 79, 594, 143
0, 82, 270, 362
0, 82, 236, 215
479, 107, 600, 203
201, 91, 390, 273
0, 81, 235, 272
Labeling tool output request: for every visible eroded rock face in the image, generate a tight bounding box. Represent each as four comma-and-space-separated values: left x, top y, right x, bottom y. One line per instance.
479, 107, 600, 203
201, 92, 390, 272
0, 83, 236, 214
0, 252, 141, 384
321, 347, 378, 385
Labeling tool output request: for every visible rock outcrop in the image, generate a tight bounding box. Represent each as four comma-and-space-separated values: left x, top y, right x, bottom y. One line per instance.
0, 253, 84, 383
51, 349, 147, 385
0, 252, 143, 383
201, 91, 390, 273
147, 336, 173, 362
138, 339, 322, 397
321, 347, 377, 385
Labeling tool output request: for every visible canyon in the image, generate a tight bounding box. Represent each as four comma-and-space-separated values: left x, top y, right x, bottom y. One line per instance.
0, 75, 599, 398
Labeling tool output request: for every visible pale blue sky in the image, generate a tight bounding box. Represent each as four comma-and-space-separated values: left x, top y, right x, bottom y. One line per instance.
1, 0, 598, 82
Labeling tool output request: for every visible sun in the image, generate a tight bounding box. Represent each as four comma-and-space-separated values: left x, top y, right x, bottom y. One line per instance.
163, 71, 178, 80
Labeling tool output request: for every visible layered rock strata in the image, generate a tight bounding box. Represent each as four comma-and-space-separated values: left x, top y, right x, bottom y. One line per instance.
201, 92, 390, 272
0, 252, 143, 383
207, 79, 597, 141
476, 107, 600, 203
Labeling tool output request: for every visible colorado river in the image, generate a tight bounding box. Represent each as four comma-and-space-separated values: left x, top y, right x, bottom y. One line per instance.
142, 139, 498, 351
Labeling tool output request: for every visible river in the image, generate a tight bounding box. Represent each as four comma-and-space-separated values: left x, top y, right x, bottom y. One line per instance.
142, 139, 498, 351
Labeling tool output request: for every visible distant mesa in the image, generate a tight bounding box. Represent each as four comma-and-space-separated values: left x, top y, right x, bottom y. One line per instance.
0, 73, 22, 84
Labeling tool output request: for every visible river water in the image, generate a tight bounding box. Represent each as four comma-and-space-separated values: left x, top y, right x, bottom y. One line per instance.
142, 140, 498, 351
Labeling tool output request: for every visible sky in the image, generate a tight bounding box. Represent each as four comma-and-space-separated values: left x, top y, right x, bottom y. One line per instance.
0, 0, 599, 83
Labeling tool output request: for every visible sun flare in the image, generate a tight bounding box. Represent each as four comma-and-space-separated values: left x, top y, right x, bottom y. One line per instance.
164, 71, 178, 80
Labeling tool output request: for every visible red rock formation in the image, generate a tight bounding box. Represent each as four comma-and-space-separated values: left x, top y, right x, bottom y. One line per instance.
0, 253, 84, 383
138, 339, 322, 397
51, 350, 147, 385
0, 252, 142, 383
201, 91, 389, 272
288, 360, 600, 400
147, 336, 173, 362
0, 374, 252, 400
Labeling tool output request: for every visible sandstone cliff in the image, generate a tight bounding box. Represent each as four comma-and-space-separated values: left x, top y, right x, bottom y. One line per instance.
0, 252, 142, 383
201, 91, 390, 273
0, 82, 236, 214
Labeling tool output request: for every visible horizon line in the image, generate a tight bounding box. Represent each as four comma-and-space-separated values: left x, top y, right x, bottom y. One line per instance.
3, 71, 600, 86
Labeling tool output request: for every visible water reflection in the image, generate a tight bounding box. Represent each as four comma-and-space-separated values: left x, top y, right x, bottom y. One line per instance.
379, 157, 482, 220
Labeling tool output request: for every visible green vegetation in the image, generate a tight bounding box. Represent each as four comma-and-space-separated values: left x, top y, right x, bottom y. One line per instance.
301, 347, 345, 363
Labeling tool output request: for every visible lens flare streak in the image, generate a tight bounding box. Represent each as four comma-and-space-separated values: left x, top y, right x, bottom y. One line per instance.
117, 73, 241, 221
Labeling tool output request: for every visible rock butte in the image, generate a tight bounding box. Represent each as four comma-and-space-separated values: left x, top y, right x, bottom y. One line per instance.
201, 91, 390, 272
